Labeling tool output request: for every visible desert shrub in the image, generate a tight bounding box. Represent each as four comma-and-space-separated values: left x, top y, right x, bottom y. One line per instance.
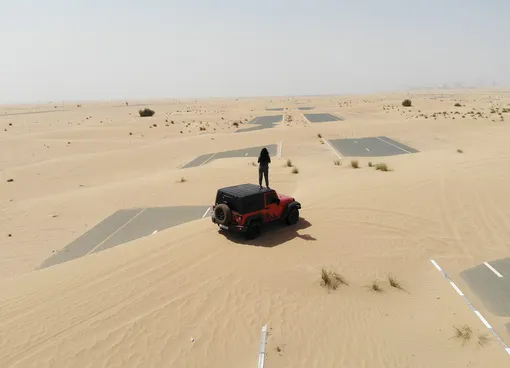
452, 325, 472, 346
375, 163, 389, 171
320, 269, 348, 291
139, 108, 155, 117
402, 99, 412, 107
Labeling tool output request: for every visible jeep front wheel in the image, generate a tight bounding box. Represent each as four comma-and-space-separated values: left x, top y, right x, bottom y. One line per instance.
245, 221, 261, 240
285, 207, 299, 225
214, 204, 231, 225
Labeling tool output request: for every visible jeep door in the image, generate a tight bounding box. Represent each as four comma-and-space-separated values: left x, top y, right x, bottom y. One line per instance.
264, 192, 282, 222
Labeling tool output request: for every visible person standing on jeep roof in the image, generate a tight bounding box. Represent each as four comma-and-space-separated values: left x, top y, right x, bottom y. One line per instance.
258, 147, 271, 189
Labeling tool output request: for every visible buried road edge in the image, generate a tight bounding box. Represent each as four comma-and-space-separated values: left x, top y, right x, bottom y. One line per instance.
40, 205, 211, 269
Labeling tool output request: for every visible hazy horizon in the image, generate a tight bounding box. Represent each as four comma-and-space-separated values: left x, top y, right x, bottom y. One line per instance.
2, 0, 509, 104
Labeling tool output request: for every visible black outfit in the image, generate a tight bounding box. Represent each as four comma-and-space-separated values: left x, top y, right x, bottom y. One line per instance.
258, 155, 271, 188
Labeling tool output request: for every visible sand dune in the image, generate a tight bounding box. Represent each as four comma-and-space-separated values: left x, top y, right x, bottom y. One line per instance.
1, 91, 510, 367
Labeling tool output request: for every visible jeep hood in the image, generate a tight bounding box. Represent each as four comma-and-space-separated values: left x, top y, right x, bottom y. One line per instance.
278, 194, 295, 203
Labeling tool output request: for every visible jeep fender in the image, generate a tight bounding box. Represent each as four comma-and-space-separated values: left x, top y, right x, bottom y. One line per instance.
245, 214, 264, 227
282, 201, 301, 219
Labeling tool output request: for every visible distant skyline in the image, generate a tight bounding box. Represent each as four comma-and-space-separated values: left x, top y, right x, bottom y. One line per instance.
2, 0, 510, 103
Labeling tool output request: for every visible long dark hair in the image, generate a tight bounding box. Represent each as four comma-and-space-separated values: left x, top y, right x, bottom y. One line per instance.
259, 147, 269, 160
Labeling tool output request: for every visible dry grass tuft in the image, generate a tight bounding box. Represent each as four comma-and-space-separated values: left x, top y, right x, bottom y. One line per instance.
369, 279, 383, 292
388, 274, 403, 290
375, 163, 390, 172
452, 325, 472, 346
334, 159, 341, 166
286, 159, 293, 167
454, 103, 462, 107
291, 167, 299, 174
368, 161, 373, 167
320, 269, 348, 291
179, 177, 187, 183
457, 148, 464, 153
317, 133, 322, 138
477, 333, 492, 347
351, 160, 359, 169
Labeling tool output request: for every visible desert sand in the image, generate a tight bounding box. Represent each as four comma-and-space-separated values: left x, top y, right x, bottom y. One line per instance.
1, 90, 510, 367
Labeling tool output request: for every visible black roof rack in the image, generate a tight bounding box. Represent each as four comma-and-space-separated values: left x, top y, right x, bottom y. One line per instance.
218, 183, 272, 198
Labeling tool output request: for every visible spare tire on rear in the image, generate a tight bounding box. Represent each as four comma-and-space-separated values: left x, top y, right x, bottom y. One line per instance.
214, 204, 231, 225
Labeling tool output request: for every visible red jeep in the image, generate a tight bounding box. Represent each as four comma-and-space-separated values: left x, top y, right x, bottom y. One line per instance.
211, 183, 301, 239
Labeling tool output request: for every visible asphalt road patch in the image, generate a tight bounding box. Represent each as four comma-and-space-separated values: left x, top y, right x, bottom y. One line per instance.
328, 136, 419, 157
303, 113, 343, 123
181, 144, 278, 168
39, 206, 211, 269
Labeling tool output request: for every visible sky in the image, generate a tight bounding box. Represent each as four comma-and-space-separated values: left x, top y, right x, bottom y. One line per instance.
1, 0, 509, 103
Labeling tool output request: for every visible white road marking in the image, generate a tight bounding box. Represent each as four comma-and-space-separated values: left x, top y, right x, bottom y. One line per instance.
365, 147, 370, 152
87, 208, 147, 255
449, 281, 464, 296
430, 259, 510, 356
484, 261, 503, 277
430, 259, 442, 271
354, 140, 358, 144
277, 141, 283, 158
258, 324, 268, 368
474, 310, 493, 329
152, 230, 158, 235
202, 207, 211, 218
200, 152, 217, 166
323, 138, 342, 159
245, 152, 248, 156
376, 136, 411, 154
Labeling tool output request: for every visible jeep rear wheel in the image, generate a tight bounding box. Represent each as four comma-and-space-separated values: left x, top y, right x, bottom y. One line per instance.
245, 221, 261, 240
285, 207, 299, 225
214, 204, 231, 225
